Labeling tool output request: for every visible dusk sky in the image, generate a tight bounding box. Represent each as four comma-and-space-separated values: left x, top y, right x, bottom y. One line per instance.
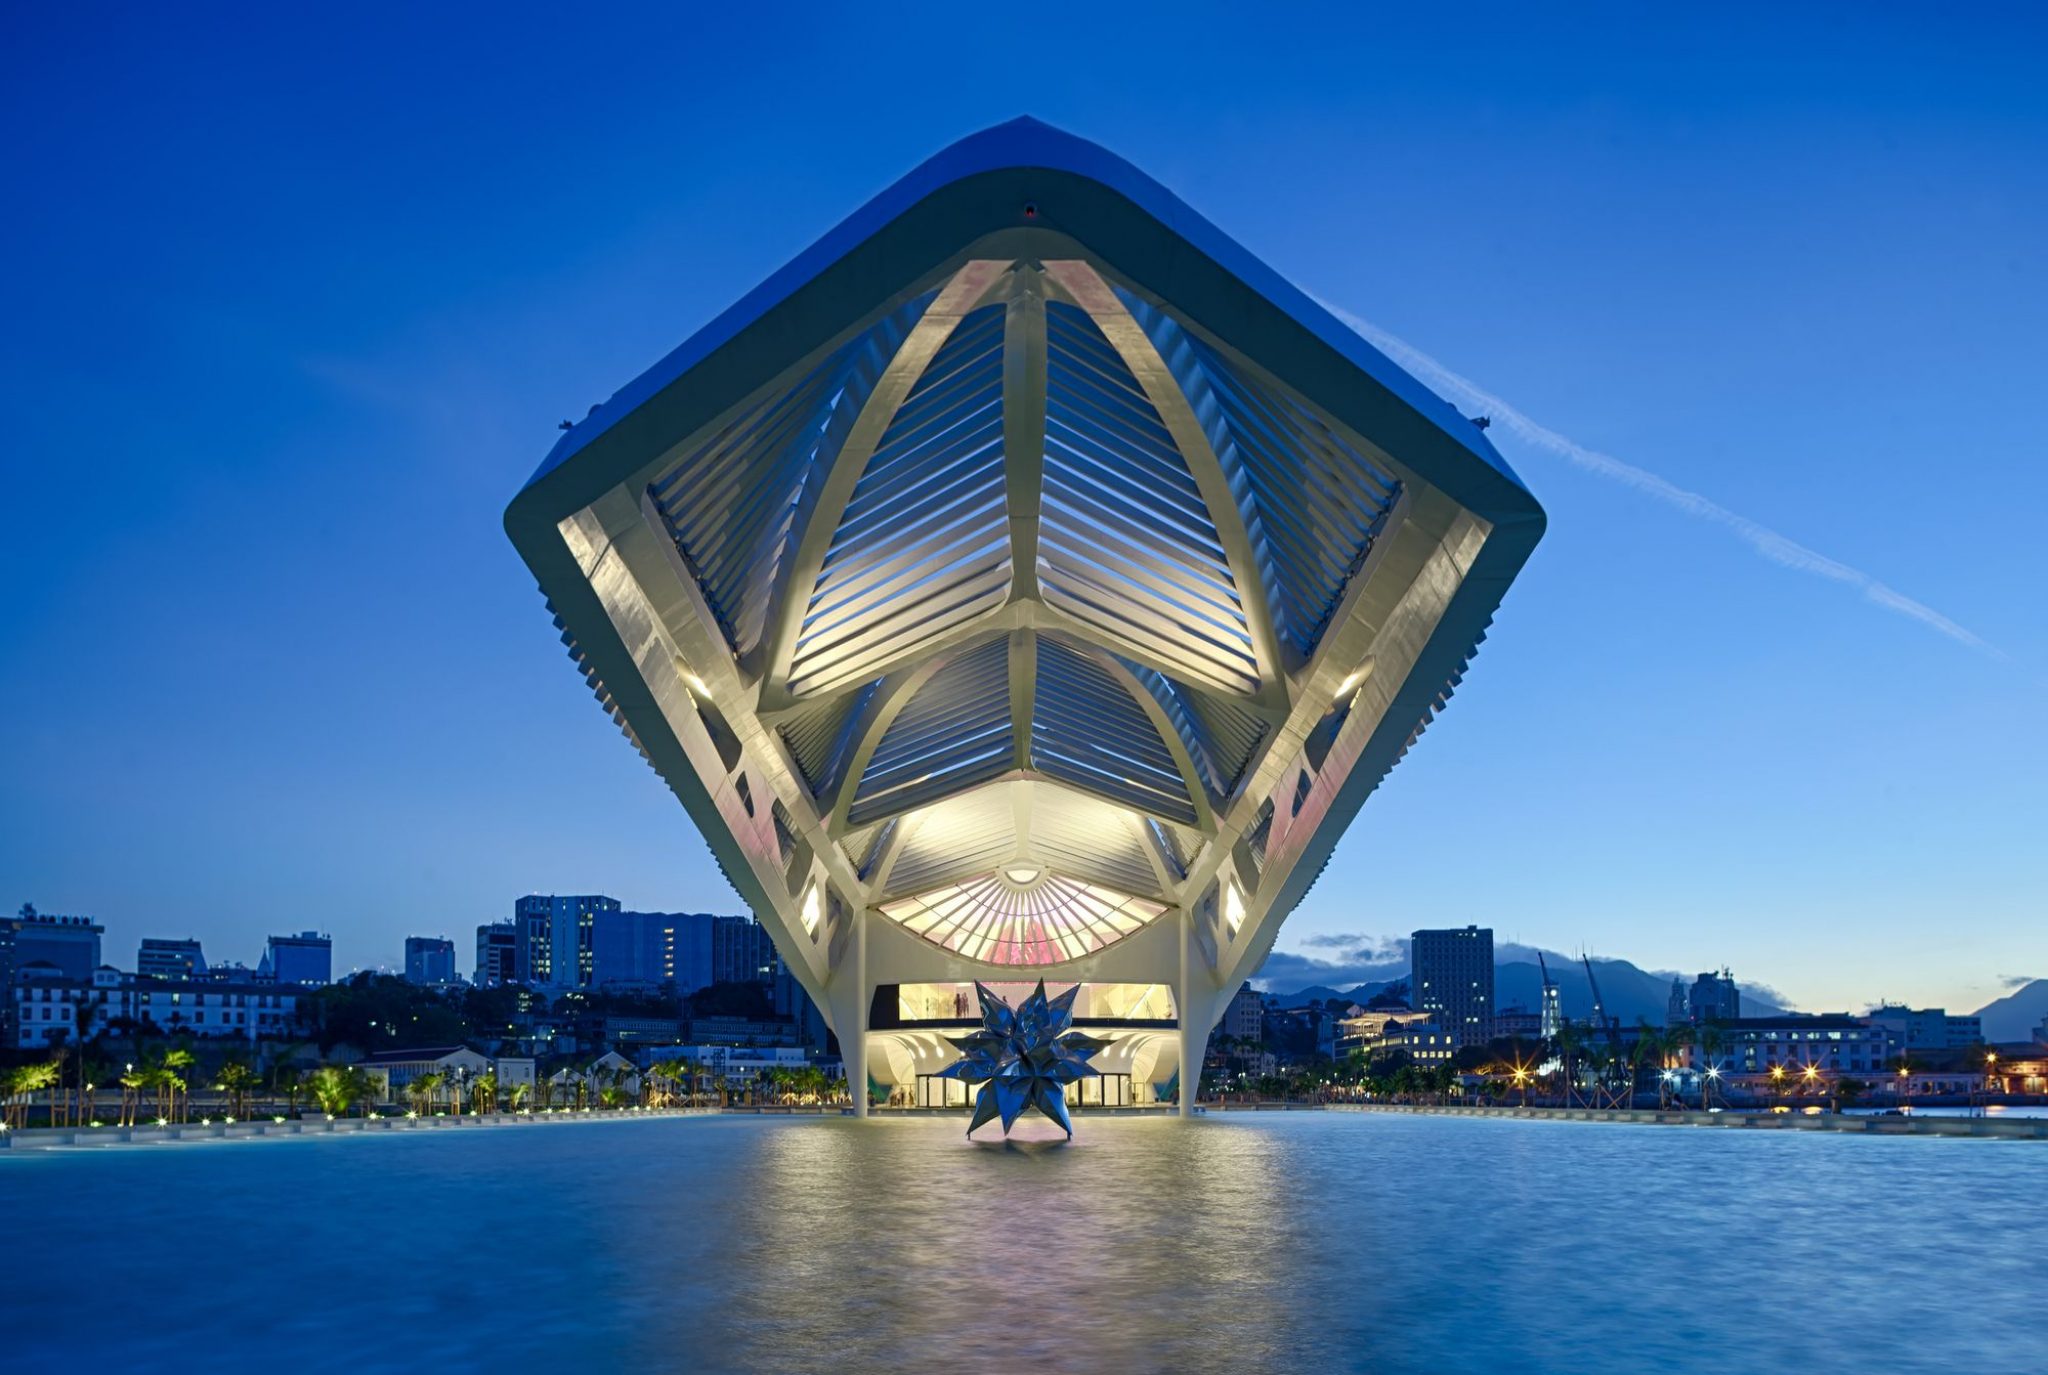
4, 7, 2042, 1013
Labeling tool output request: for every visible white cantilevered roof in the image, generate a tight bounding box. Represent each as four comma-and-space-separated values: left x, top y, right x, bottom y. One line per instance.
506, 117, 1543, 997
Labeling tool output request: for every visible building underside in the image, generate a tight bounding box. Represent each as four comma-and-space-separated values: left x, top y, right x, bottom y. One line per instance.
504, 118, 1544, 1115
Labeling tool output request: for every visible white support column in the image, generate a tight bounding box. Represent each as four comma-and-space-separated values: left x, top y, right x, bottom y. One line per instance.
1178, 909, 1200, 1118
827, 908, 870, 1118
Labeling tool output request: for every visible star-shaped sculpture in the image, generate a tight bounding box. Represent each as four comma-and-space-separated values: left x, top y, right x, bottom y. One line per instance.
936, 981, 1107, 1138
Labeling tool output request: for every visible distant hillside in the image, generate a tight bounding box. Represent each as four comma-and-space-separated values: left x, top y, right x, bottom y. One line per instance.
1259, 948, 1785, 1024
1273, 978, 1401, 1009
1497, 957, 1783, 1025
1974, 979, 2048, 1042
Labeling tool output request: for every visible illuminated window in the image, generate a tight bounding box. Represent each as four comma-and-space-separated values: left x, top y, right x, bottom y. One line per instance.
1222, 876, 1247, 939
799, 882, 823, 938
879, 870, 1166, 966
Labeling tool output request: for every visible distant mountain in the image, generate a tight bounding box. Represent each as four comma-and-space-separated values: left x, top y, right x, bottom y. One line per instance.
1257, 946, 1786, 1024
1497, 957, 1782, 1025
1272, 978, 1401, 1009
1974, 979, 2048, 1043
1270, 984, 1351, 1008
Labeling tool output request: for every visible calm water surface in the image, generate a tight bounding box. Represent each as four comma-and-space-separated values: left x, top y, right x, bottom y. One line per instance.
2, 1113, 2041, 1374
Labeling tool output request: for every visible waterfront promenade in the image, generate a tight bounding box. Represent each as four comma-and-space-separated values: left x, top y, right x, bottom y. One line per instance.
0, 1105, 716, 1153
11, 1099, 2046, 1154
1327, 1101, 2048, 1139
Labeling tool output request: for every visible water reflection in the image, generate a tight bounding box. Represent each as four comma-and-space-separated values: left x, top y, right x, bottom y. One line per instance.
2, 1113, 2043, 1374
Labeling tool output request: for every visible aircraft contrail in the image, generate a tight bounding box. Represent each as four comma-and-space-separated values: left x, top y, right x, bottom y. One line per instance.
1321, 302, 2000, 657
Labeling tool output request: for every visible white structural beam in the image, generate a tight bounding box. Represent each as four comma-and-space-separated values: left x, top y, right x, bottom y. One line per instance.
1043, 260, 1290, 715
755, 260, 1013, 710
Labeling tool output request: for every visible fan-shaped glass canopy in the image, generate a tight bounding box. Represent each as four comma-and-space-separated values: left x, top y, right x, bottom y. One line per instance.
877, 870, 1167, 965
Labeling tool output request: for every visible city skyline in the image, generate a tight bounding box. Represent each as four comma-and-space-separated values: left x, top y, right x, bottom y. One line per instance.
19, 896, 2020, 1030
5, 9, 2044, 1015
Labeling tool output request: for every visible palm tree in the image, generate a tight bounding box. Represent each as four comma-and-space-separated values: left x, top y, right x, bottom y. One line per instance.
2, 1064, 56, 1129
161, 1048, 197, 1122
215, 1061, 258, 1120
117, 1065, 148, 1126
1552, 1023, 1586, 1107
344, 1067, 378, 1117
137, 1058, 180, 1124
408, 1072, 443, 1116
508, 1081, 531, 1112
273, 1063, 305, 1119
472, 1073, 498, 1115
1631, 1022, 1665, 1109
306, 1066, 352, 1117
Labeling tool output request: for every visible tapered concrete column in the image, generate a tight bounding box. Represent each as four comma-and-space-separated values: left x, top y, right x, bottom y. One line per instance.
1178, 908, 1200, 1118
826, 908, 870, 1118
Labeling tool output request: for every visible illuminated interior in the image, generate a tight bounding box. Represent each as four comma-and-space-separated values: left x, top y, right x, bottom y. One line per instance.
896, 981, 1175, 1022
877, 870, 1167, 965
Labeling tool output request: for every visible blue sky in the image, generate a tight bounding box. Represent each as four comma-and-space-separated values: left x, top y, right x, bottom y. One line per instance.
3, 6, 2042, 1012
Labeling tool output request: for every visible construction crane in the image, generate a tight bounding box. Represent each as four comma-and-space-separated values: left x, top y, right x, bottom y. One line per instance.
1582, 954, 1629, 1106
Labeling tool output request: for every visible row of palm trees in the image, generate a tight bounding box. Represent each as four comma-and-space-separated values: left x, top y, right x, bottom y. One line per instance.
1533, 1019, 1732, 1111
756, 1064, 839, 1104
403, 1070, 527, 1117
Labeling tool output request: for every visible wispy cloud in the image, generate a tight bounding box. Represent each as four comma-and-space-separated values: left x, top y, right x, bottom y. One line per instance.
1320, 302, 2001, 658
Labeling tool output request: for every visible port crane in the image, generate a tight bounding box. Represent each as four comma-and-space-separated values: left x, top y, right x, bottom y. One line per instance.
1581, 954, 1630, 1107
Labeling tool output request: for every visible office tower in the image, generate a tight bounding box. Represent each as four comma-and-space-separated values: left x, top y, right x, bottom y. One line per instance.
1412, 925, 1494, 1049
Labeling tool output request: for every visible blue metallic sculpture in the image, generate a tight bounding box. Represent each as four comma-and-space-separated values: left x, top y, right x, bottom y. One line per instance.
937, 981, 1107, 1138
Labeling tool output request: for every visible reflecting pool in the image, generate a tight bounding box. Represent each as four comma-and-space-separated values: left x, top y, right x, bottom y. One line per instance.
3, 1112, 2041, 1373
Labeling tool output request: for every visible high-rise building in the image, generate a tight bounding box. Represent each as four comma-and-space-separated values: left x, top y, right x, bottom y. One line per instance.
1689, 969, 1740, 1024
1222, 982, 1264, 1042
474, 921, 517, 987
0, 923, 15, 1046
580, 909, 783, 994
591, 910, 671, 989
513, 895, 619, 989
1667, 977, 1689, 1027
772, 958, 829, 1048
1412, 926, 1494, 1049
5, 904, 103, 981
711, 914, 775, 987
665, 913, 715, 995
138, 937, 207, 981
261, 931, 332, 987
404, 936, 456, 985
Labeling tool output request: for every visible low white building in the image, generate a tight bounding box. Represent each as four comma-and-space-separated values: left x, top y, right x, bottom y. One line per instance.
13, 963, 304, 1048
644, 1043, 811, 1089
353, 1046, 537, 1105
1683, 1014, 1898, 1096
547, 1048, 644, 1102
